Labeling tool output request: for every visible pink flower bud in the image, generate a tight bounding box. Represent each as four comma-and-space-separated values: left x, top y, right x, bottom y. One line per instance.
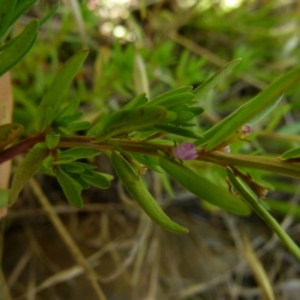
173, 142, 198, 160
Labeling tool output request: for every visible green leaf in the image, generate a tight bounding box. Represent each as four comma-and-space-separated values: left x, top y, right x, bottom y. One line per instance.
226, 167, 300, 262
111, 152, 188, 234
45, 133, 60, 150
149, 87, 193, 104
59, 147, 100, 160
155, 124, 202, 139
0, 20, 38, 77
0, 0, 17, 42
40, 1, 60, 26
36, 50, 89, 131
87, 106, 168, 140
122, 93, 148, 110
55, 168, 83, 208
0, 188, 9, 208
193, 58, 242, 100
10, 143, 48, 205
81, 170, 111, 189
281, 146, 300, 160
0, 123, 24, 150
134, 53, 150, 97
147, 93, 195, 109
66, 121, 91, 132
187, 106, 204, 116
10, 0, 37, 28
61, 163, 85, 174
159, 156, 251, 216
201, 64, 300, 150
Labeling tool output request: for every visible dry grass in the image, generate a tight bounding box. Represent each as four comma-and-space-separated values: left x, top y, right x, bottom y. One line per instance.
1, 171, 300, 300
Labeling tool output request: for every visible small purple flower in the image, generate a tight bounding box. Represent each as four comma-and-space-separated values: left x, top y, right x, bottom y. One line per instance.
173, 142, 198, 160
242, 123, 252, 135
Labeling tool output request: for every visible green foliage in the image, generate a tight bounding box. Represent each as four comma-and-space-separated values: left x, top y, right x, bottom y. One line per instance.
2, 0, 300, 264
35, 50, 89, 131
111, 151, 188, 233
9, 143, 48, 206
0, 20, 38, 77
159, 155, 251, 216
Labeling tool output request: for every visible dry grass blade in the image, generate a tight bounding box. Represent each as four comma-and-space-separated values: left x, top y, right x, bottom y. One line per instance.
29, 178, 107, 300
243, 234, 275, 300
7, 247, 32, 288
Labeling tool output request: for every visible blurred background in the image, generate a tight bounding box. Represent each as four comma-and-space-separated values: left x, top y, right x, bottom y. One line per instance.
2, 0, 300, 299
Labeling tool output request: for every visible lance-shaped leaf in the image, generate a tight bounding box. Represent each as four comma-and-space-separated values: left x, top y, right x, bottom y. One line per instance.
155, 124, 202, 139
159, 156, 251, 216
0, 123, 24, 150
81, 170, 111, 189
193, 58, 242, 100
10, 143, 48, 205
281, 146, 300, 161
122, 93, 148, 110
0, 0, 17, 42
0, 20, 38, 77
9, 0, 37, 29
149, 87, 192, 105
40, 1, 60, 26
200, 63, 300, 150
55, 168, 83, 208
36, 50, 89, 131
59, 147, 100, 160
226, 167, 300, 262
87, 106, 169, 140
147, 93, 195, 109
111, 152, 188, 234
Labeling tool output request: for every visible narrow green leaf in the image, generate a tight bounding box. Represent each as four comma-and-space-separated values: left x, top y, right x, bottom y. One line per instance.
59, 147, 100, 160
40, 1, 60, 26
0, 20, 38, 77
281, 146, 300, 160
202, 64, 300, 150
122, 93, 148, 110
150, 87, 193, 104
0, 123, 24, 150
226, 167, 300, 262
88, 106, 168, 140
10, 143, 48, 205
155, 124, 202, 139
147, 93, 195, 109
36, 50, 89, 131
187, 106, 204, 116
111, 152, 189, 234
10, 0, 37, 28
81, 170, 111, 189
66, 121, 91, 132
0, 0, 17, 41
61, 163, 85, 174
193, 58, 242, 100
0, 188, 9, 208
55, 168, 83, 208
159, 156, 251, 216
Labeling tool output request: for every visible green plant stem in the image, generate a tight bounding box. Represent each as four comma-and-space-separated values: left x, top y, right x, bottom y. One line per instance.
227, 167, 300, 262
1, 135, 300, 179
